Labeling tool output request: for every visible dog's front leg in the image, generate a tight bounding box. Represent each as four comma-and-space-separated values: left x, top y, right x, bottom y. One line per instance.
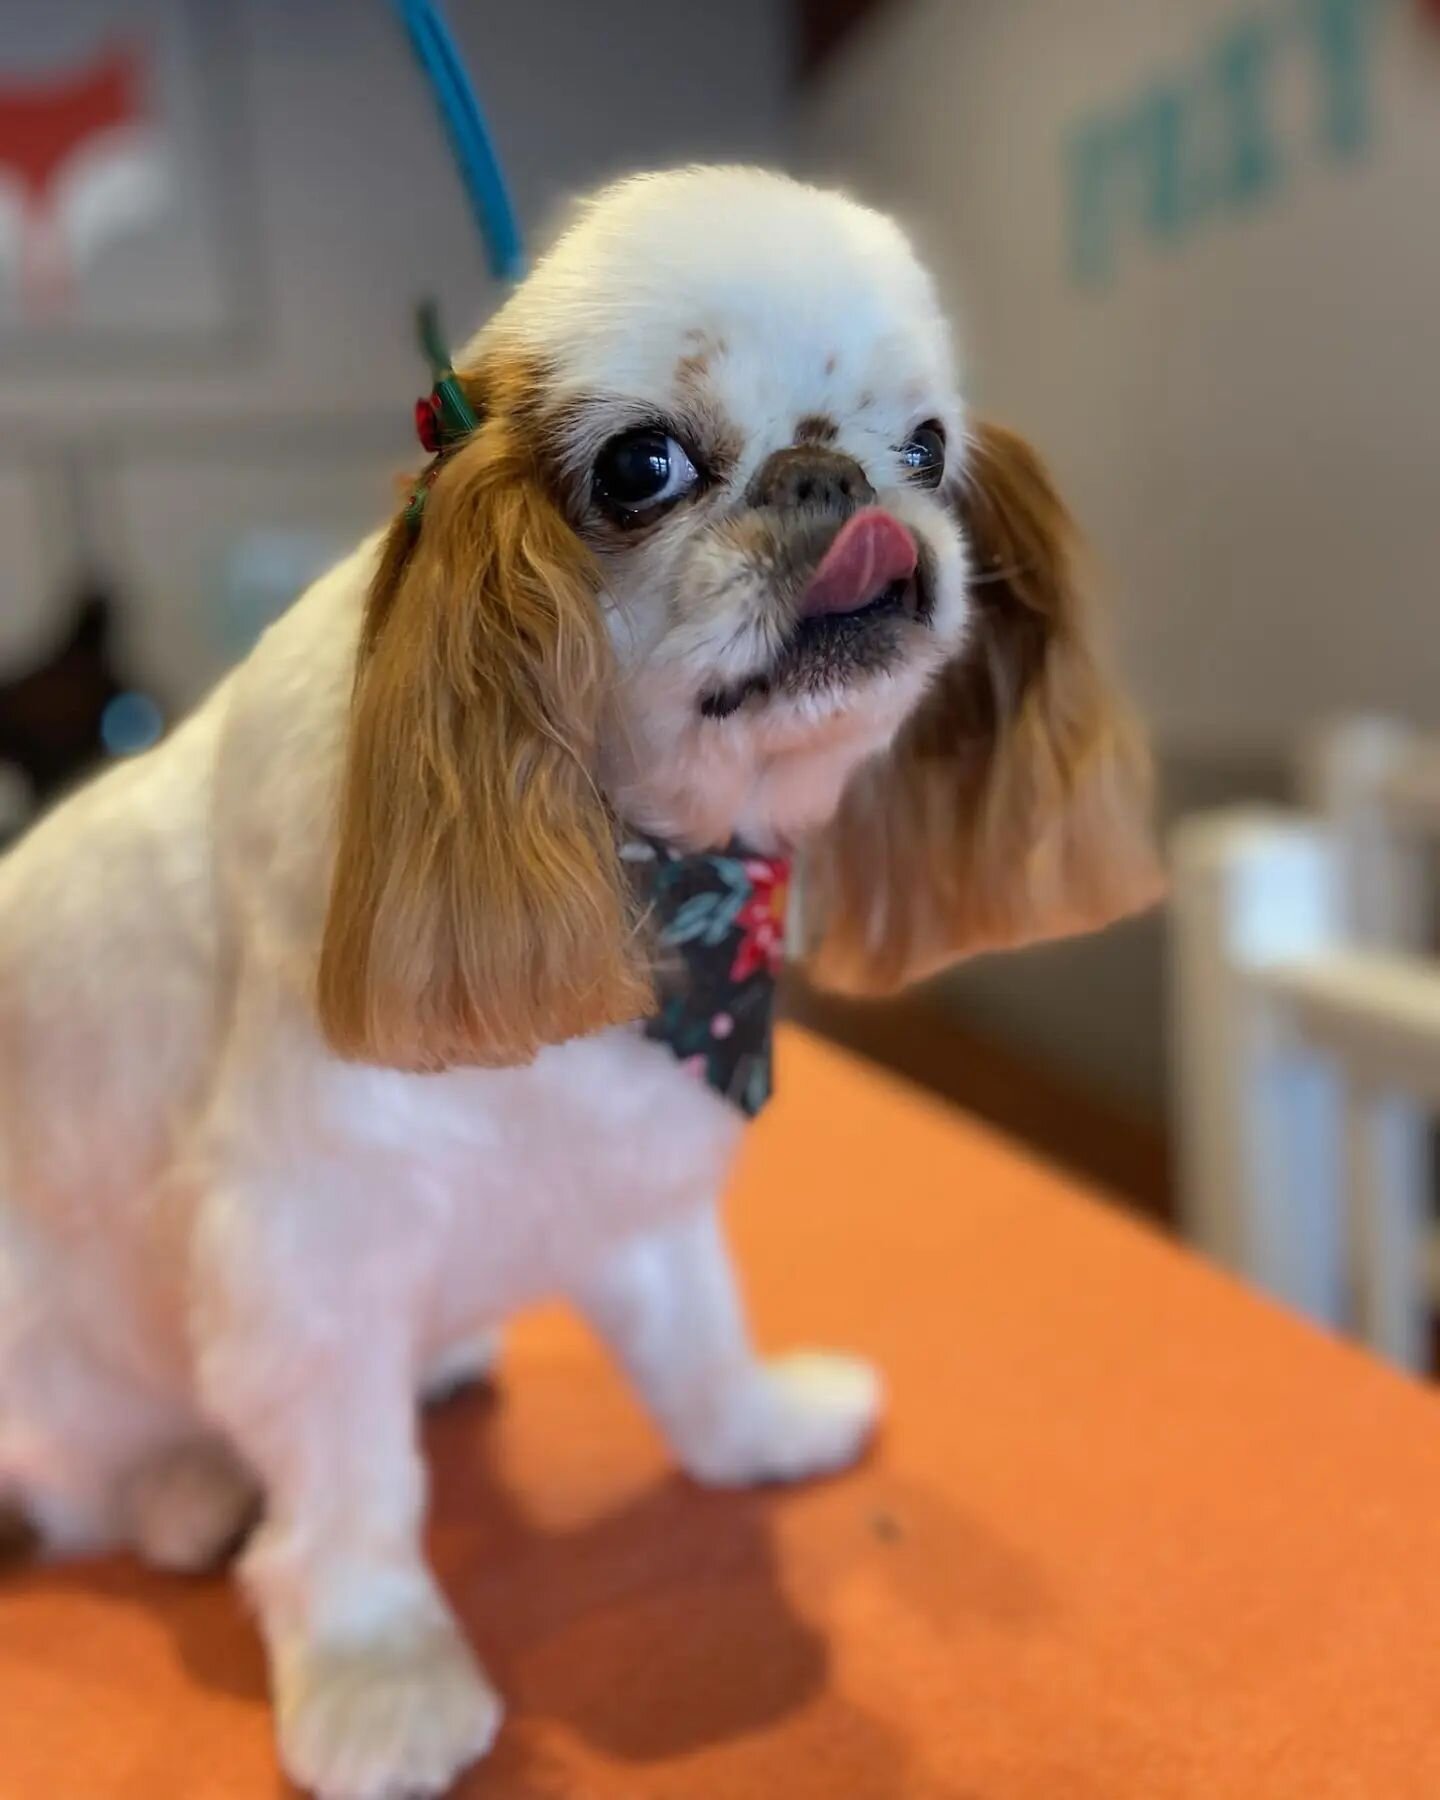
575, 1204, 882, 1487
193, 1171, 501, 1800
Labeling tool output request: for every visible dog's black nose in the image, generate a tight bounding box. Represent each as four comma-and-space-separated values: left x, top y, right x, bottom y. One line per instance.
747, 446, 876, 512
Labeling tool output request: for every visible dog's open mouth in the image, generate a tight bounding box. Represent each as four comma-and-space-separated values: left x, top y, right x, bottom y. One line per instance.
700, 511, 931, 720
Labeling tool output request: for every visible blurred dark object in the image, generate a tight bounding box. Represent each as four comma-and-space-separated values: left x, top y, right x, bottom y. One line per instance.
0, 588, 133, 823
794, 0, 895, 78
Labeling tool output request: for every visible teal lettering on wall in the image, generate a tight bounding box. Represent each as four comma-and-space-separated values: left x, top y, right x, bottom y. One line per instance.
1066, 0, 1387, 288
1210, 14, 1285, 207
1299, 0, 1382, 154
1134, 80, 1197, 239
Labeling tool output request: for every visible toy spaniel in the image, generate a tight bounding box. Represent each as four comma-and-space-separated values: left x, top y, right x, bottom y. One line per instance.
0, 168, 1156, 1798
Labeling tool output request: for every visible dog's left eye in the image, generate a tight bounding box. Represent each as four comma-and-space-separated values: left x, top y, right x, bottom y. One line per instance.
593, 429, 700, 521
898, 421, 946, 489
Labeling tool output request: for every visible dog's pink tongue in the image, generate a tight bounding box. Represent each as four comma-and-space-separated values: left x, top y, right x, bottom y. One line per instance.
801, 508, 917, 617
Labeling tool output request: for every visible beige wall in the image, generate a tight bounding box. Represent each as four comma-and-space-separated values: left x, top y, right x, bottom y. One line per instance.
800, 0, 1440, 1113
800, 0, 1440, 756
0, 0, 789, 702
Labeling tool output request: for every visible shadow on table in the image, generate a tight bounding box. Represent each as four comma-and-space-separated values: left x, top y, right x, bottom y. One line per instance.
422, 1384, 1044, 1798
430, 1382, 839, 1786
4, 1376, 1042, 1799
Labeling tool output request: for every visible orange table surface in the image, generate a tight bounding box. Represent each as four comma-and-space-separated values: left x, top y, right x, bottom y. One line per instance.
5, 1026, 1440, 1799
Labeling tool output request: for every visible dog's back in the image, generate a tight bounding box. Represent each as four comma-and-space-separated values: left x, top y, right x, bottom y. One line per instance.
0, 694, 225, 1211
0, 539, 375, 1244
0, 678, 235, 1543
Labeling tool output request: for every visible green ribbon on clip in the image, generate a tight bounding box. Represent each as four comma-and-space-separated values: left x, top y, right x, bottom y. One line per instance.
405, 298, 481, 528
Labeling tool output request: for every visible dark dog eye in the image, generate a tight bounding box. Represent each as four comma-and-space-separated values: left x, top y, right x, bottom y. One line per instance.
898, 421, 946, 489
593, 429, 700, 521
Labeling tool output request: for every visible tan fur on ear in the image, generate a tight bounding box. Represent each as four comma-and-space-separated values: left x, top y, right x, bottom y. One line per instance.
804, 419, 1160, 996
317, 389, 652, 1070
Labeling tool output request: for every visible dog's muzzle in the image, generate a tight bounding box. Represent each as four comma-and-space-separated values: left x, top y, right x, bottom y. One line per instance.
699, 449, 932, 720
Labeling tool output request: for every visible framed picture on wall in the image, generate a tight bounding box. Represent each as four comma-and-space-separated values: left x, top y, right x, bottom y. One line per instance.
0, 0, 261, 364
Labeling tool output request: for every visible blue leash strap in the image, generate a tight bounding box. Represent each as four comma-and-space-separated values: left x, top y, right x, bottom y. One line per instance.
391, 0, 526, 283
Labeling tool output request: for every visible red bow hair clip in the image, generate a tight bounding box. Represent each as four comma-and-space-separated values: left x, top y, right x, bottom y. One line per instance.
405, 300, 480, 527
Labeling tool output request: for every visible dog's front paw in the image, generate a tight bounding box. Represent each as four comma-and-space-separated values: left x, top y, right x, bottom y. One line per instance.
276, 1617, 502, 1800
682, 1351, 882, 1488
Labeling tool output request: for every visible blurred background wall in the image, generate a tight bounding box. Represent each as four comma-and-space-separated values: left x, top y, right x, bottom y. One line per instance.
0, 0, 787, 735
2, 0, 1437, 1217
799, 0, 1440, 1161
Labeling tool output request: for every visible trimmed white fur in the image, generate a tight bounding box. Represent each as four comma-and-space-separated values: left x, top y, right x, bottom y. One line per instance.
0, 169, 969, 1800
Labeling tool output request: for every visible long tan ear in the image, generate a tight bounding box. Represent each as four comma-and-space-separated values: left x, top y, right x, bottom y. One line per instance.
317, 407, 652, 1070
804, 419, 1160, 996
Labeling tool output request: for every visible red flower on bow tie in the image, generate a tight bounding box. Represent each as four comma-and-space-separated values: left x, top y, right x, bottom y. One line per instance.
729, 857, 791, 982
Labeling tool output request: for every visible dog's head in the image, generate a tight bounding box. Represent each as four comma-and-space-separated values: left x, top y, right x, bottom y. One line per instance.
318, 168, 1158, 1071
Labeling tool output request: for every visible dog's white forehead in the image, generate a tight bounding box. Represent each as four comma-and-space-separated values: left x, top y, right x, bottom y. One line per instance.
482, 168, 958, 447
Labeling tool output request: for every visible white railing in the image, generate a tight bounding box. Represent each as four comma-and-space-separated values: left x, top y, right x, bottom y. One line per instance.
1171, 720, 1440, 1371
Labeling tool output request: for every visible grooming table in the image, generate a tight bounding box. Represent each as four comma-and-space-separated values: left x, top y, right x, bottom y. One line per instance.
4, 1028, 1440, 1798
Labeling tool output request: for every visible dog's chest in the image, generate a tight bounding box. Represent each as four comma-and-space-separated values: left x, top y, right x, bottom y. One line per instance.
417, 1027, 743, 1332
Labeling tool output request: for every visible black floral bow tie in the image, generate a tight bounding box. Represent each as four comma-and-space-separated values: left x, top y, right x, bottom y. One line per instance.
623, 835, 792, 1118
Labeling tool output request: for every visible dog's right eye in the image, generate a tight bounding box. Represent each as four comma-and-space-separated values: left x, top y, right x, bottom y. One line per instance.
593, 429, 700, 522
898, 421, 947, 489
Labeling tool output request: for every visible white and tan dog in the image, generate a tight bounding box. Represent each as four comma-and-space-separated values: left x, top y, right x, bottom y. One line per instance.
0, 168, 1154, 1798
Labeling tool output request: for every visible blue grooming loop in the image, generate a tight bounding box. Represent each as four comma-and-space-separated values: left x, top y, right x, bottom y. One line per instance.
390, 0, 526, 282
